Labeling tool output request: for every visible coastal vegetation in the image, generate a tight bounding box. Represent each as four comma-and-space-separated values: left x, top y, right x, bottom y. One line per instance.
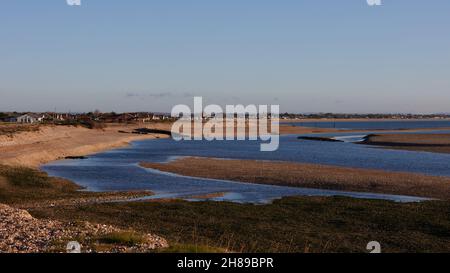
0, 165, 82, 204
0, 165, 152, 207
1, 157, 450, 253
31, 195, 450, 253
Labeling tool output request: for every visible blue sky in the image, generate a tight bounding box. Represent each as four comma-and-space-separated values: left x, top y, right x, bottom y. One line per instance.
1, 0, 449, 113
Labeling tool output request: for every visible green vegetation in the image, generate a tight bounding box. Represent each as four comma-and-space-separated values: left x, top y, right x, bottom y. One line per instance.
0, 165, 82, 204
47, 231, 147, 253
79, 120, 107, 130
0, 165, 148, 206
31, 197, 450, 253
49, 119, 106, 130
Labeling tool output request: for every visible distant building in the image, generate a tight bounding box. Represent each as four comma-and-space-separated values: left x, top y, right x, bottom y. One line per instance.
16, 113, 45, 124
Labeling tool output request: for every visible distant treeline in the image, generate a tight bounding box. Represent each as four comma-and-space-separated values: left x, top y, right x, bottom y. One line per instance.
2, 111, 450, 122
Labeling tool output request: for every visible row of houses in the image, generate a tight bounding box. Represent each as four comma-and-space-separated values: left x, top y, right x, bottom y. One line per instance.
1, 111, 278, 124
92, 113, 171, 123
0, 112, 172, 124
0, 113, 46, 124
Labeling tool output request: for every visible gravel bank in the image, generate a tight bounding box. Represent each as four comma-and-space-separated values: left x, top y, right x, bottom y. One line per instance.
0, 203, 168, 253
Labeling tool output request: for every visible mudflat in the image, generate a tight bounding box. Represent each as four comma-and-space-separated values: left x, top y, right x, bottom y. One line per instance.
362, 133, 450, 154
141, 157, 450, 200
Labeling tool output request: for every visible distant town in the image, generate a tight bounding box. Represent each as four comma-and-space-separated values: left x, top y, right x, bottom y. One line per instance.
0, 112, 172, 128
1, 111, 450, 127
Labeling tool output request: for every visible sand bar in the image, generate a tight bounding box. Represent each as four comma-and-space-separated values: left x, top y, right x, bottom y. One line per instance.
141, 157, 450, 200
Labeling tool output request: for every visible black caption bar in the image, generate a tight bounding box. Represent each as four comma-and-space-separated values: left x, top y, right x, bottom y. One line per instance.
0, 253, 447, 272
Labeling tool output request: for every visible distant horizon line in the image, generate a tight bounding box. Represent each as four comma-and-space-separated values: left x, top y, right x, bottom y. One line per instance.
1, 110, 450, 117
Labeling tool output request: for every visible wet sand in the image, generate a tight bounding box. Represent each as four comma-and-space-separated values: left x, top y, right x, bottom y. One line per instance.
141, 157, 450, 200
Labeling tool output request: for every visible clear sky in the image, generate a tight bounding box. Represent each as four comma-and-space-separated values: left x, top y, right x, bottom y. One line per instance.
1, 0, 449, 113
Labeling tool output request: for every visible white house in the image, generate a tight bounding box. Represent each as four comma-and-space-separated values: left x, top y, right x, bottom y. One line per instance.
16, 114, 45, 124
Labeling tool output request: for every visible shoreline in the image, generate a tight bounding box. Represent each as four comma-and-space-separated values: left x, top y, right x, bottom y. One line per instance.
0, 123, 172, 169
3, 122, 449, 169
3, 123, 450, 201
0, 122, 364, 168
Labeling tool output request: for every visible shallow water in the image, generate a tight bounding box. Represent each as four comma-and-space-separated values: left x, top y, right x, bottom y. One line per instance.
41, 129, 450, 204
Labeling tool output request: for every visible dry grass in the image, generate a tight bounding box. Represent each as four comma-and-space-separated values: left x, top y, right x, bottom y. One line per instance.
0, 124, 40, 136
157, 244, 228, 253
141, 157, 450, 200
